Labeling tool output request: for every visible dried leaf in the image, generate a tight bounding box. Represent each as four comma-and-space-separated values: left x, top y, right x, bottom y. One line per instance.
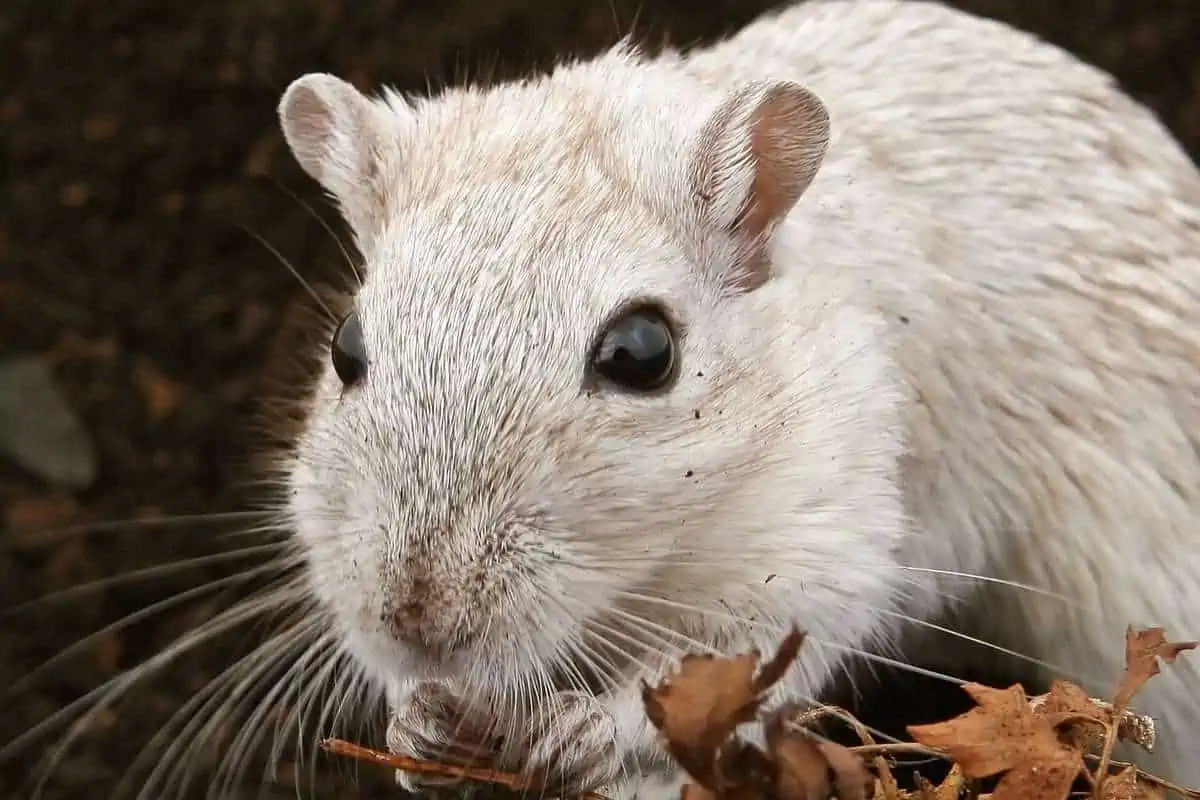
1098, 765, 1170, 800
907, 683, 1083, 800
1034, 679, 1108, 752
643, 628, 806, 787
911, 774, 936, 800
931, 763, 965, 800
716, 740, 775, 799
752, 628, 808, 695
761, 704, 874, 800
815, 740, 874, 800
764, 711, 831, 800
1113, 627, 1198, 712
1101, 766, 1139, 800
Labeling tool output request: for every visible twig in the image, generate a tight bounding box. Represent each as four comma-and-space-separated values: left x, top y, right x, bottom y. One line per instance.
847, 742, 945, 760
320, 738, 611, 800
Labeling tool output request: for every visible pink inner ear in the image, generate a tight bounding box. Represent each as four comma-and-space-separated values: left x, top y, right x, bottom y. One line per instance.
695, 82, 830, 293
738, 94, 811, 242
738, 87, 830, 290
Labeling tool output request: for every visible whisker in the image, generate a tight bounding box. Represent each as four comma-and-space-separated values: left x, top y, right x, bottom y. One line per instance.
264, 174, 362, 287
13, 579, 306, 799
119, 615, 322, 800
2, 542, 288, 617
261, 633, 344, 800
0, 509, 271, 551
228, 219, 338, 322
621, 577, 1096, 690
888, 565, 1078, 605
594, 556, 1077, 607
207, 619, 328, 799
9, 555, 301, 696
850, 602, 1103, 686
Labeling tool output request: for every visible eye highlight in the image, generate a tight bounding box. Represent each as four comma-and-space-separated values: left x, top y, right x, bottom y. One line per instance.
331, 311, 367, 387
590, 305, 678, 392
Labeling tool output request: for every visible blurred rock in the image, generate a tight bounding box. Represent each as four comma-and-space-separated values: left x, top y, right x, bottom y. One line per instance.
0, 355, 97, 489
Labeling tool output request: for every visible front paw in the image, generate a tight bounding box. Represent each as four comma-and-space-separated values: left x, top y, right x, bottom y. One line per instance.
386, 681, 499, 793
519, 690, 620, 797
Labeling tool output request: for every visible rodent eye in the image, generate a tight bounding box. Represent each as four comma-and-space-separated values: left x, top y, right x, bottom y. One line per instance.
591, 305, 678, 392
331, 311, 367, 387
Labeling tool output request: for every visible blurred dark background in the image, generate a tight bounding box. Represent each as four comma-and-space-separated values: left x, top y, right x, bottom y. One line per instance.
0, 1, 1197, 798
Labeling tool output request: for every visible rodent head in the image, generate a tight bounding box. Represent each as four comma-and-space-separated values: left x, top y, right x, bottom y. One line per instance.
277, 45, 908, 711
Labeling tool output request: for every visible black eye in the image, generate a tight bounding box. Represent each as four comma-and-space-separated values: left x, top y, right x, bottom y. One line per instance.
591, 306, 678, 392
331, 311, 367, 387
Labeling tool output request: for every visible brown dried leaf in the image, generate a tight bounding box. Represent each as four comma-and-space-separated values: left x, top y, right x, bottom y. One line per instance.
643, 628, 806, 788
1098, 765, 1169, 800
1101, 766, 1139, 800
815, 740, 874, 800
752, 628, 808, 695
930, 763, 966, 800
716, 740, 775, 799
1034, 679, 1109, 752
762, 705, 876, 800
643, 653, 757, 785
907, 683, 1083, 800
1113, 627, 1198, 712
1036, 679, 1107, 721
764, 711, 831, 800
911, 774, 936, 800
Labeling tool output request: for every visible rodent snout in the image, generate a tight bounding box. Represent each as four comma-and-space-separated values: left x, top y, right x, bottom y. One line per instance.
384, 597, 478, 663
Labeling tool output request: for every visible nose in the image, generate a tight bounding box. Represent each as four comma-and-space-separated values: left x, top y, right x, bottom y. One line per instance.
386, 601, 475, 661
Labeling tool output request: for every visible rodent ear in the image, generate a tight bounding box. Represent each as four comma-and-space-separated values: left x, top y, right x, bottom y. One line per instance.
278, 73, 398, 244
691, 80, 831, 291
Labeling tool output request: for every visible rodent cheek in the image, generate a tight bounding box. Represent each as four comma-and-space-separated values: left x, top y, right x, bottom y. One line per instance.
286, 426, 395, 616
543, 413, 725, 548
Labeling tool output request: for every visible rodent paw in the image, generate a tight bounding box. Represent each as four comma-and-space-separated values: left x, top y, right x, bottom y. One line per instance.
519, 690, 620, 797
385, 681, 499, 793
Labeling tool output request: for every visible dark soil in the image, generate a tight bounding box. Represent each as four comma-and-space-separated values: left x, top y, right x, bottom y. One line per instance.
1, 1, 1197, 798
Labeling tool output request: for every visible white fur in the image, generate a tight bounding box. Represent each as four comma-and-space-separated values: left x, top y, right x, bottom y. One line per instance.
279, 0, 1200, 795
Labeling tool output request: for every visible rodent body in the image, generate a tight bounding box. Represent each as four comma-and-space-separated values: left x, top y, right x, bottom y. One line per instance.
277, 0, 1200, 795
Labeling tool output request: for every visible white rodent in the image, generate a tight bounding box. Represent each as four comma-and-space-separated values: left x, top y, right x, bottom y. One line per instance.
276, 0, 1200, 796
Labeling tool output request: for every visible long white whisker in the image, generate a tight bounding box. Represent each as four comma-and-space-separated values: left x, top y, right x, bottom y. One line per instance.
265, 175, 362, 287
231, 220, 338, 321
0, 509, 271, 551
10, 555, 302, 695
14, 578, 306, 799
595, 556, 1078, 607
203, 621, 328, 800
852, 602, 1102, 686
4, 543, 287, 616
286, 635, 347, 800
124, 614, 321, 800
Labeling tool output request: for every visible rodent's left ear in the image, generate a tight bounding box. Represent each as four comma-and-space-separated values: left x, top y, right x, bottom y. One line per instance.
278, 73, 401, 246
690, 80, 830, 291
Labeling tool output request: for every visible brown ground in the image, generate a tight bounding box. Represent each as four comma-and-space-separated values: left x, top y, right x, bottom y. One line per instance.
1, 1, 1198, 798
